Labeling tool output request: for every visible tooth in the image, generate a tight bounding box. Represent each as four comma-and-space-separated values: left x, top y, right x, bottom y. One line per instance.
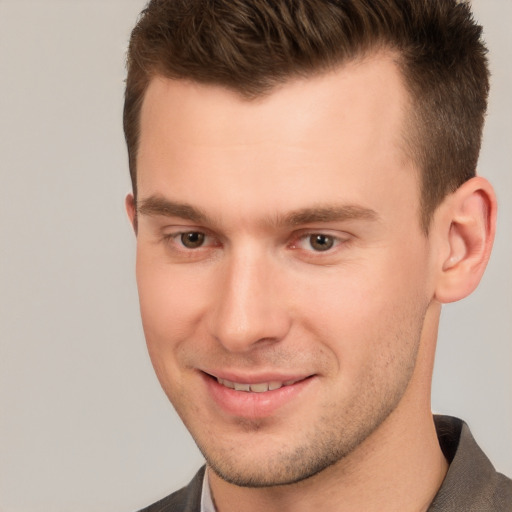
217, 378, 235, 389
216, 378, 293, 392
250, 382, 270, 393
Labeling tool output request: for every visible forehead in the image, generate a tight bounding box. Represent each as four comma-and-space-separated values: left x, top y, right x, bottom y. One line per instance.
136, 54, 419, 227
139, 54, 408, 148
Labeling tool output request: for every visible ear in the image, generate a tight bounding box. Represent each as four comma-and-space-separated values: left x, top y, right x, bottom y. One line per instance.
125, 193, 138, 235
433, 177, 496, 304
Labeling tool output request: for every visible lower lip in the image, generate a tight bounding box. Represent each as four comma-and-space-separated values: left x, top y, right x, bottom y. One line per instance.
202, 373, 314, 419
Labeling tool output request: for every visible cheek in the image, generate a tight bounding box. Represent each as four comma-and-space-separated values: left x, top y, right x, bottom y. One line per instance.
135, 253, 207, 377
294, 249, 429, 368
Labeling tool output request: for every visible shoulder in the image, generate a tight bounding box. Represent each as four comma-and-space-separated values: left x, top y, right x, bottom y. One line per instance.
430, 416, 512, 511
136, 466, 205, 512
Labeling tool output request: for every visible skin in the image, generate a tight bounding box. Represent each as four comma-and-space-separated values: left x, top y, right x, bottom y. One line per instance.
127, 54, 496, 511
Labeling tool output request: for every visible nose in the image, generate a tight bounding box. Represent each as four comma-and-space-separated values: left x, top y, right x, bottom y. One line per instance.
208, 249, 292, 353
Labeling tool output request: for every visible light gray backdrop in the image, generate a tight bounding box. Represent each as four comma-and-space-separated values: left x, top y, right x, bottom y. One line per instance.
0, 1, 510, 511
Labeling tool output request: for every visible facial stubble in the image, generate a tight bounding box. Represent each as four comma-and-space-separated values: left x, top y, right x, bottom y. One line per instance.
187, 313, 425, 489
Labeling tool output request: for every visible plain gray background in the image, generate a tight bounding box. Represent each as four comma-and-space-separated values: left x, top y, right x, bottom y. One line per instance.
0, 1, 510, 511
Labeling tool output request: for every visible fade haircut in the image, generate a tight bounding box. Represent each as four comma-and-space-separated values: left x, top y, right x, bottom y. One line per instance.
124, 0, 489, 232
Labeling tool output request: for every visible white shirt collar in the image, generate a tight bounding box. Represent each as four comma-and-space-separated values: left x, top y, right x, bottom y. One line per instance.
200, 467, 217, 512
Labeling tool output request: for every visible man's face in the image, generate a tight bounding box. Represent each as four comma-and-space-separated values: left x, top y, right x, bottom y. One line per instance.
132, 56, 437, 486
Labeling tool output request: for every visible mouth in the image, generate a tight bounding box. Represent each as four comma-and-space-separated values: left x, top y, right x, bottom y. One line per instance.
215, 377, 304, 393
201, 371, 315, 418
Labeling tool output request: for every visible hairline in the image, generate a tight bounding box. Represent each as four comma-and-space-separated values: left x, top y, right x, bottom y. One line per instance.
130, 49, 433, 237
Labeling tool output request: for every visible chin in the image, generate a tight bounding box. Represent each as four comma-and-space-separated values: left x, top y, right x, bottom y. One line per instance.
196, 428, 359, 488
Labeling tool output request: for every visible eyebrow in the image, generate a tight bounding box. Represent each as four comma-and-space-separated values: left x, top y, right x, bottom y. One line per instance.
138, 196, 209, 223
137, 195, 379, 227
282, 205, 379, 226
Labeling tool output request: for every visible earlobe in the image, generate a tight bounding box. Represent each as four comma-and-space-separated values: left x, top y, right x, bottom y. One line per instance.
434, 177, 496, 304
125, 193, 138, 234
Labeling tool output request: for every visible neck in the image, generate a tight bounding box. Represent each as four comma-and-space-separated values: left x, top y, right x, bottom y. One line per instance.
208, 303, 448, 512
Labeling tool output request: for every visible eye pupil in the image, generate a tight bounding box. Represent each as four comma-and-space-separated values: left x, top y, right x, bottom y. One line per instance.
181, 232, 205, 248
310, 234, 334, 251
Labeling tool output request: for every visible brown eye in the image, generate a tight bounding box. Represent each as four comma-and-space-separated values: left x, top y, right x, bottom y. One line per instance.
180, 232, 205, 249
309, 234, 334, 251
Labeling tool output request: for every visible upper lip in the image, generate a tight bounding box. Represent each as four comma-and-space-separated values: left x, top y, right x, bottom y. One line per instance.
200, 369, 314, 385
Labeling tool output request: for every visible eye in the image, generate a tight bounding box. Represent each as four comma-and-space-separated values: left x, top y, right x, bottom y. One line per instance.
160, 229, 220, 260
180, 232, 206, 249
308, 234, 335, 252
290, 231, 346, 254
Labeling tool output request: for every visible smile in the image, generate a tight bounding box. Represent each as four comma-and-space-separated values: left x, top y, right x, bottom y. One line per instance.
216, 377, 302, 393
203, 372, 316, 417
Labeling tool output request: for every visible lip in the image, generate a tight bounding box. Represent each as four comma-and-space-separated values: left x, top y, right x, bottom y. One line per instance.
200, 370, 315, 419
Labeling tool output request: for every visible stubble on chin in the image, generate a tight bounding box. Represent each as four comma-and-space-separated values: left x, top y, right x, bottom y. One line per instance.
194, 348, 422, 488
196, 394, 402, 489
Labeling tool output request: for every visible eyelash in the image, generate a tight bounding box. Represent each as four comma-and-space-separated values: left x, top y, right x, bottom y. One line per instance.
162, 231, 218, 252
290, 233, 344, 252
162, 229, 348, 256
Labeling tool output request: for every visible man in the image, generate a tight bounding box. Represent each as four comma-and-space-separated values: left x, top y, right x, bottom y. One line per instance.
123, 0, 512, 510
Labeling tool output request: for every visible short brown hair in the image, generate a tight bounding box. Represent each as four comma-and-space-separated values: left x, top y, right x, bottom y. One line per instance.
124, 0, 489, 231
